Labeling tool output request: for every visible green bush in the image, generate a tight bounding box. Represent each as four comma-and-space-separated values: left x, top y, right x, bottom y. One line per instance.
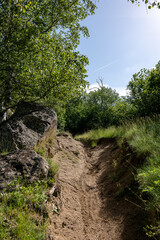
0, 181, 48, 240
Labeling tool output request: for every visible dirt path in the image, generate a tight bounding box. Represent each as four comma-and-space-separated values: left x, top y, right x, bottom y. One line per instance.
47, 134, 147, 240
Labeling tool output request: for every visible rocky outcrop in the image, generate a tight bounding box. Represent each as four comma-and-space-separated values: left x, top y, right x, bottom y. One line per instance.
0, 101, 57, 152
0, 150, 49, 191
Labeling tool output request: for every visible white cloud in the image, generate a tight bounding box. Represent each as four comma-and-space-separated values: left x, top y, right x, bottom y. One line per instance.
87, 83, 109, 93
86, 83, 108, 92
114, 87, 129, 97
86, 84, 128, 96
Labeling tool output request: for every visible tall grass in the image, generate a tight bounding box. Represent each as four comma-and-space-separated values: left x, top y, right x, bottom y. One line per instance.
75, 126, 120, 147
120, 116, 160, 156
75, 116, 160, 237
121, 117, 160, 237
0, 181, 48, 240
0, 131, 58, 240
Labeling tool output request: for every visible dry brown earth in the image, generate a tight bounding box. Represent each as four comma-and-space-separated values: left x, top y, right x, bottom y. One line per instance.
47, 133, 148, 240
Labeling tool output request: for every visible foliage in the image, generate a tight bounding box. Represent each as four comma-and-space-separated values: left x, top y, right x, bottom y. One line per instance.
76, 116, 160, 237
127, 61, 160, 117
86, 86, 119, 126
119, 116, 160, 155
76, 116, 160, 212
112, 97, 137, 124
0, 181, 48, 240
44, 96, 66, 131
0, 0, 97, 114
118, 116, 160, 236
64, 94, 87, 134
0, 129, 58, 239
34, 130, 59, 186
75, 126, 119, 147
129, 0, 160, 9
120, 117, 160, 209
63, 59, 160, 134
65, 85, 120, 134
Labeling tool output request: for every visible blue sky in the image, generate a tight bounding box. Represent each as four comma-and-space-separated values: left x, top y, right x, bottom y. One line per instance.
78, 0, 160, 95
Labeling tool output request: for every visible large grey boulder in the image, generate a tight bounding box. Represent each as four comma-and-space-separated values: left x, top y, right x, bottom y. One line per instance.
0, 150, 49, 191
0, 101, 57, 152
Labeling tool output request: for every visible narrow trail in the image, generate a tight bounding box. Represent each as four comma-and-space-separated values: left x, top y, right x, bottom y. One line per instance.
47, 134, 147, 240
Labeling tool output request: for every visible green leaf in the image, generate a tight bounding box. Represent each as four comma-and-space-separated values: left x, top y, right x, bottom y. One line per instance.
0, 0, 97, 113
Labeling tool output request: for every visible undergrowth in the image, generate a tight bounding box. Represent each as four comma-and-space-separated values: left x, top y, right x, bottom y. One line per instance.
75, 126, 121, 147
0, 181, 48, 240
75, 116, 160, 238
0, 131, 58, 240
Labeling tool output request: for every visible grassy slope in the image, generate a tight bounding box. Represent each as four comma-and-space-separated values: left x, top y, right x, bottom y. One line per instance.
75, 116, 160, 238
0, 133, 58, 240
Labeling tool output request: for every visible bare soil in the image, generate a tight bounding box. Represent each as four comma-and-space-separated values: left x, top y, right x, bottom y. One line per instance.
47, 133, 148, 240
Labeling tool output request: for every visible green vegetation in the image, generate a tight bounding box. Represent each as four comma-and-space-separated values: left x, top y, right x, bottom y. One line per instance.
1, 0, 160, 238
75, 116, 160, 237
129, 0, 160, 9
0, 134, 58, 240
0, 181, 48, 240
59, 60, 160, 135
127, 62, 160, 117
75, 126, 119, 147
64, 82, 122, 134
118, 117, 160, 156
62, 84, 135, 134
0, 0, 97, 118
34, 135, 59, 186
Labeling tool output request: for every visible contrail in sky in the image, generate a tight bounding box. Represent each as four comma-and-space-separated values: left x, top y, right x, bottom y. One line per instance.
94, 60, 117, 72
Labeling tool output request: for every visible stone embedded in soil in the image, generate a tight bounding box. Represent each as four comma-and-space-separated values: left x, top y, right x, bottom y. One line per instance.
0, 150, 49, 191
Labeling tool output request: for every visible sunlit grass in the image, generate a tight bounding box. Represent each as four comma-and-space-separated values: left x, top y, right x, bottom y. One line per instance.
117, 117, 160, 214
120, 116, 160, 157
75, 126, 120, 147
0, 132, 58, 240
0, 181, 48, 240
75, 116, 160, 234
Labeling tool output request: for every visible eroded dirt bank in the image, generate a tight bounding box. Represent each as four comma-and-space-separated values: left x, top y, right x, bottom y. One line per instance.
47, 134, 147, 240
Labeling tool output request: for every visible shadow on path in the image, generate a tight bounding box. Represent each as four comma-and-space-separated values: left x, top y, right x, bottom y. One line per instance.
93, 139, 149, 240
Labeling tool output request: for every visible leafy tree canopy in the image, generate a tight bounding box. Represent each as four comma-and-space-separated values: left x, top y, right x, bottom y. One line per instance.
65, 84, 120, 134
128, 0, 160, 9
0, 0, 97, 114
127, 61, 160, 116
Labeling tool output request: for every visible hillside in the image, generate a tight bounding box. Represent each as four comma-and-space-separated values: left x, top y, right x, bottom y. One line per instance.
0, 102, 155, 239
47, 133, 148, 240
